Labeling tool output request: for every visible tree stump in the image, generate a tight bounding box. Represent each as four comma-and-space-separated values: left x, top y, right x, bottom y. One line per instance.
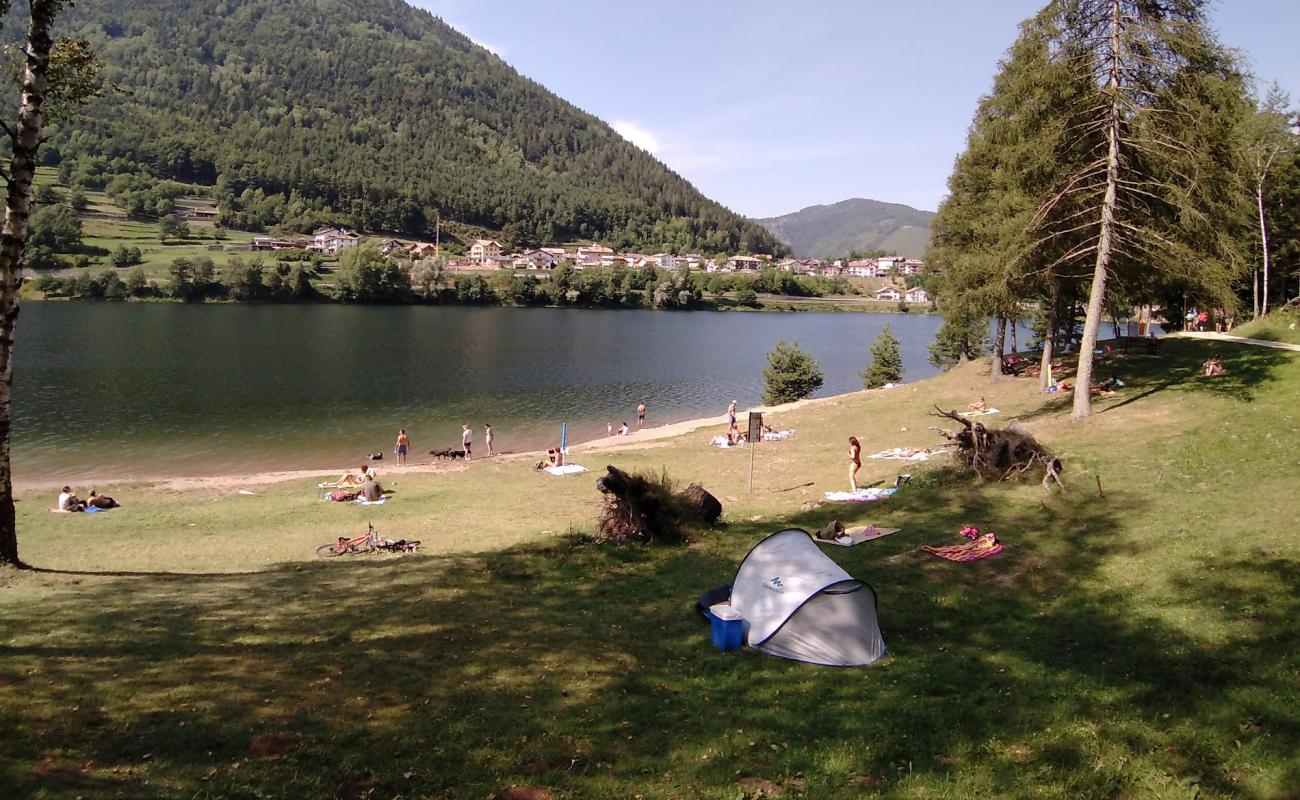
678, 483, 722, 524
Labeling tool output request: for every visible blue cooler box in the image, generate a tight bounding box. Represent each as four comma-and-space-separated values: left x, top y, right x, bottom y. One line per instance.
707, 603, 744, 651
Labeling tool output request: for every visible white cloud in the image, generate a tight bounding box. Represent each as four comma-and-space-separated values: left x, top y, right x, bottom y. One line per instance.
611, 120, 660, 155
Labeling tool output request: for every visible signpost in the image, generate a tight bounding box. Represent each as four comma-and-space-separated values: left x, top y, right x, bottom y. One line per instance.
747, 411, 763, 494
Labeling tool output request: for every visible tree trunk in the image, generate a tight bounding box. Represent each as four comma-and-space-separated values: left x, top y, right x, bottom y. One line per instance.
1073, 0, 1123, 422
1010, 316, 1018, 355
0, 0, 61, 568
991, 315, 1006, 383
1257, 180, 1272, 318
1039, 299, 1056, 392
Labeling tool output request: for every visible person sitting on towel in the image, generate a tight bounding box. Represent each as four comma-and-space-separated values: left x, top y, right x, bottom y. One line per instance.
56, 486, 85, 512
969, 396, 988, 413
359, 475, 383, 502
726, 422, 743, 446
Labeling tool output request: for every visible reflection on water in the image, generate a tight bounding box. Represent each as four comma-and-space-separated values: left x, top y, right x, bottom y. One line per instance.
16, 304, 980, 482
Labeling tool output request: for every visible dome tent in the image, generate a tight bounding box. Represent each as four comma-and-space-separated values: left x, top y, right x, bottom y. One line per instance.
699, 528, 887, 667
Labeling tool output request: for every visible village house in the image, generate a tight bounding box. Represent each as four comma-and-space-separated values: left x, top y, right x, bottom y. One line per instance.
378, 239, 405, 256
874, 286, 902, 302
311, 227, 360, 255
408, 242, 439, 259
651, 253, 678, 270
845, 259, 877, 278
905, 287, 929, 304
901, 258, 925, 276
727, 255, 763, 272
468, 238, 503, 263
574, 243, 614, 268
516, 249, 558, 270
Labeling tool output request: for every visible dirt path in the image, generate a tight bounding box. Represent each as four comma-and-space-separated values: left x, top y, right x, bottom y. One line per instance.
1168, 331, 1300, 352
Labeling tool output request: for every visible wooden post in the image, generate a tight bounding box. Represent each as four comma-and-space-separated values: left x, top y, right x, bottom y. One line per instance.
747, 412, 763, 494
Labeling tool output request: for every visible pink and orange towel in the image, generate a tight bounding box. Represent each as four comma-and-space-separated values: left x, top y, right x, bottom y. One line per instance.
923, 532, 1005, 562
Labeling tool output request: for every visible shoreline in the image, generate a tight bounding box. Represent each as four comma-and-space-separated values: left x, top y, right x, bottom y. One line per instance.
15, 387, 890, 493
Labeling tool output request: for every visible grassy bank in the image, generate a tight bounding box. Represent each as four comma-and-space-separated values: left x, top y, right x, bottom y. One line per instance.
3, 338, 1298, 798
1232, 306, 1300, 345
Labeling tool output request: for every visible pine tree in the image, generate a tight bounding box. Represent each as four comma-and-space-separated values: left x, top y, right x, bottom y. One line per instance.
1029, 0, 1250, 419
762, 341, 824, 405
861, 325, 903, 388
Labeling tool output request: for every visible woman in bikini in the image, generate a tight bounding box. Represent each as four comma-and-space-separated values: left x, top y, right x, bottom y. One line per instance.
848, 436, 862, 492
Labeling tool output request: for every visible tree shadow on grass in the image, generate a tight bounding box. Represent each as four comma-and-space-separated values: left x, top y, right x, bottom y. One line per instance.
1012, 338, 1293, 424
2, 468, 1296, 798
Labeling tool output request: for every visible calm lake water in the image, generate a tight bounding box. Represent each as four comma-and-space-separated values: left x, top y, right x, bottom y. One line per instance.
14, 303, 973, 484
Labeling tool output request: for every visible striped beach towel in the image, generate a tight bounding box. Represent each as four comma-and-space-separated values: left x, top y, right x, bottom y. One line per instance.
922, 533, 1004, 562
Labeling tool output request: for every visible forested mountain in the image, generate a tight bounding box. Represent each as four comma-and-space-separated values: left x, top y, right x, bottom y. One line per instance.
25, 0, 786, 255
756, 199, 934, 259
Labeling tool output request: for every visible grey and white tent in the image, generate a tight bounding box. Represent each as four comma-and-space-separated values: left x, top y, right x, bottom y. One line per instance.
700, 528, 887, 667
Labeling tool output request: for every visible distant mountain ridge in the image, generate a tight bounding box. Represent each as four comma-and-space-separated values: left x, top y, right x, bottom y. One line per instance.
755, 198, 934, 259
26, 0, 786, 255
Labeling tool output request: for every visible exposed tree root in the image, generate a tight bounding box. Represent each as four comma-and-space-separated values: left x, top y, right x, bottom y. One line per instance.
930, 407, 1065, 491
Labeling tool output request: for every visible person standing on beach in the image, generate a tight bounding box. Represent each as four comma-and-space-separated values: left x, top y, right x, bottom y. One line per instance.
848, 436, 862, 492
727, 399, 738, 426
461, 424, 472, 460
637, 402, 646, 429
394, 429, 410, 466
484, 424, 494, 456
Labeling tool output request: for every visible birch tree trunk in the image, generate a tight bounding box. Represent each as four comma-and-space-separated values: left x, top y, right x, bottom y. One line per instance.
991, 315, 1006, 383
1072, 0, 1123, 421
1039, 300, 1056, 392
1257, 177, 1272, 317
0, 0, 61, 567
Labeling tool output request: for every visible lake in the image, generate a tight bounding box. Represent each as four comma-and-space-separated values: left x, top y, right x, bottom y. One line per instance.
13, 303, 985, 484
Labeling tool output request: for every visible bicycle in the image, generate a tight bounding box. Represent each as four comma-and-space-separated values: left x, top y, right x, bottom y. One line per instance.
315, 523, 420, 559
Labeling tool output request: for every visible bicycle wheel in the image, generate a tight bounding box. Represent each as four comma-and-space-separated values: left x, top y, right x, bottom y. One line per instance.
315, 543, 343, 559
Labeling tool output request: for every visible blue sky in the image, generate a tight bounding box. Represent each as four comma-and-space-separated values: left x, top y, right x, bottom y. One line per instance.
413, 1, 1300, 219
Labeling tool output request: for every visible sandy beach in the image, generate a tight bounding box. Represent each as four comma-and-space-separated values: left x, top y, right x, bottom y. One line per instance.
18, 387, 895, 493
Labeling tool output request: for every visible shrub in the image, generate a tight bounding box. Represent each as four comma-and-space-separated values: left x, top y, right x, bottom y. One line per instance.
762, 340, 824, 405
734, 287, 759, 307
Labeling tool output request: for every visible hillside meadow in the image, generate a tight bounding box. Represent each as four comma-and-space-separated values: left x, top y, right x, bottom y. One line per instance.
2, 338, 1297, 799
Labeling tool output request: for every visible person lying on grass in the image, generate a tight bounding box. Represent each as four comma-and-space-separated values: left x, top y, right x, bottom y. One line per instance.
86, 490, 120, 509
321, 465, 374, 488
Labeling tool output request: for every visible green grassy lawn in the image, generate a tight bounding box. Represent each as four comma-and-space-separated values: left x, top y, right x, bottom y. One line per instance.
29, 167, 261, 283
3, 354, 1298, 797
1232, 307, 1300, 345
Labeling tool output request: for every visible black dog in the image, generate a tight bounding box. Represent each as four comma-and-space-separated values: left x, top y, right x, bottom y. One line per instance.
428, 448, 466, 460
370, 452, 384, 461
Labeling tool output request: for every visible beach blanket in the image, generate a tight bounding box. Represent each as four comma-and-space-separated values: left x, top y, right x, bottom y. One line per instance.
818, 525, 902, 547
762, 429, 795, 441
959, 408, 1001, 417
922, 533, 1004, 562
868, 448, 936, 461
710, 436, 747, 448
823, 487, 897, 503
352, 496, 388, 506
544, 464, 588, 476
